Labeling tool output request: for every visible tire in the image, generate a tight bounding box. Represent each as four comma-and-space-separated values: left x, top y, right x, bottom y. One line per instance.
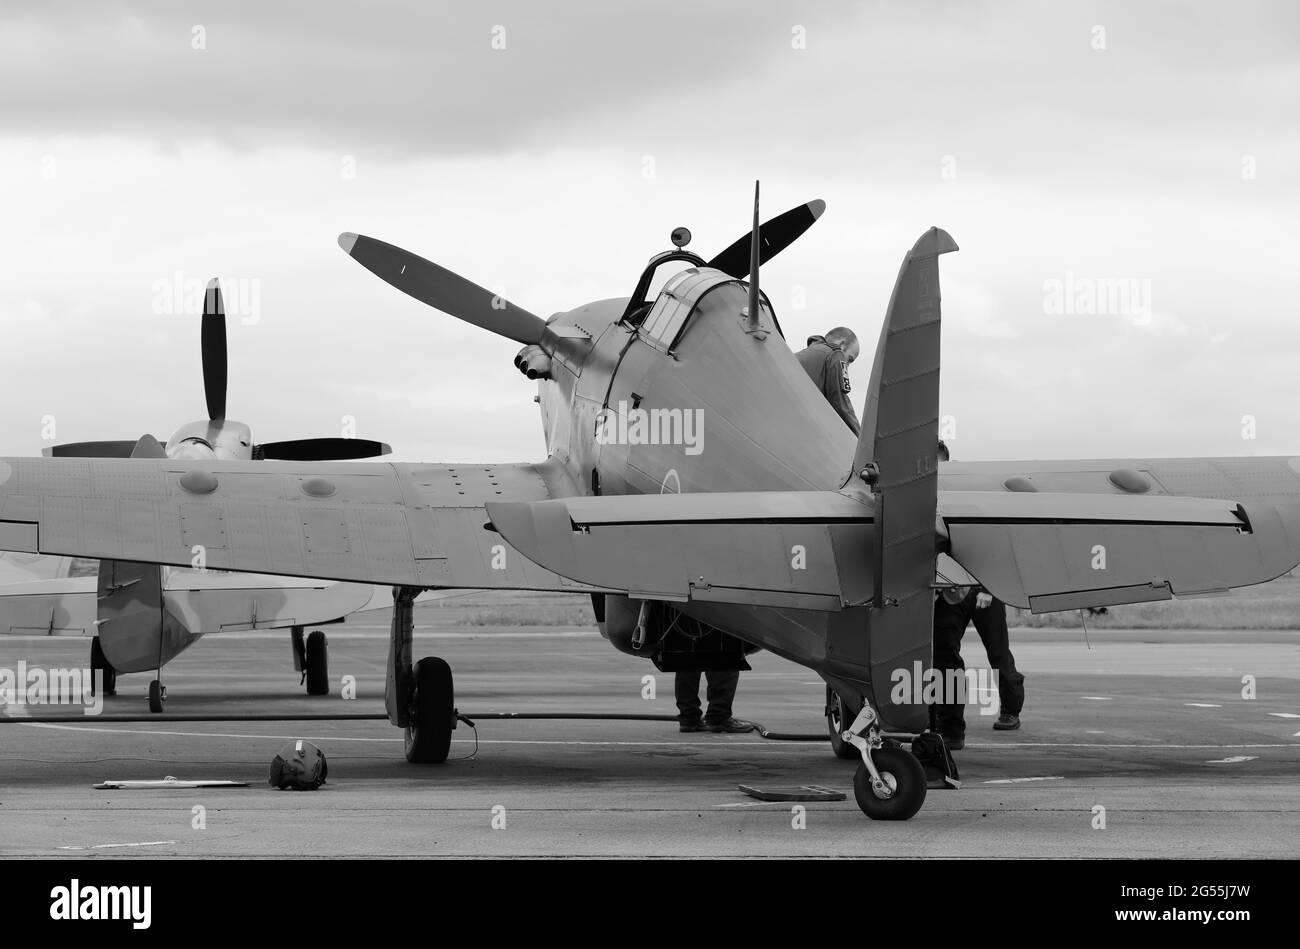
852, 747, 927, 821
404, 657, 454, 764
826, 686, 859, 761
147, 679, 164, 714
90, 636, 116, 696
304, 631, 329, 696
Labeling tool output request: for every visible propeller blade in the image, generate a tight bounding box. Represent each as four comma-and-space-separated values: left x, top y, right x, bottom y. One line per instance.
42, 439, 161, 458
707, 198, 826, 279
202, 278, 228, 421
338, 233, 546, 345
129, 434, 168, 459
255, 437, 392, 461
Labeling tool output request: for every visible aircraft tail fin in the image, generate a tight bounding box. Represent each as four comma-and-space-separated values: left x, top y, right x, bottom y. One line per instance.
850, 227, 958, 487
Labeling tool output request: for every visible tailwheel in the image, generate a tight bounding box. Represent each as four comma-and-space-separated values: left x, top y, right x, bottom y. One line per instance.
826, 686, 859, 761
404, 657, 454, 763
89, 636, 116, 696
853, 747, 927, 821
304, 630, 329, 696
147, 679, 166, 714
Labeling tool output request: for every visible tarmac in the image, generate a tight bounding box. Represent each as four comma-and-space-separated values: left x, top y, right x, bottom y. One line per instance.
2, 610, 1298, 858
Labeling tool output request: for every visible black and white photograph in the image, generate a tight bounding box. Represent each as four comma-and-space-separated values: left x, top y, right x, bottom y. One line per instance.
0, 0, 1295, 923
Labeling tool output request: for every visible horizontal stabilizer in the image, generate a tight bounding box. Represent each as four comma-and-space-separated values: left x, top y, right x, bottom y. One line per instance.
943, 491, 1300, 611
487, 491, 874, 609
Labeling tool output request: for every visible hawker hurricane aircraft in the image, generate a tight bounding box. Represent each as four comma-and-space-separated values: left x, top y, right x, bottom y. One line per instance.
2, 184, 1298, 819
6, 281, 390, 711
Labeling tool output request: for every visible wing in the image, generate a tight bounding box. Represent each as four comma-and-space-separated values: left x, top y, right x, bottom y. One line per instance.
941, 455, 1300, 506
0, 457, 597, 593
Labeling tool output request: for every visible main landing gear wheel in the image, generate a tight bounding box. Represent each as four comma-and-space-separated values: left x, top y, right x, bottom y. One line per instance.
147, 679, 166, 714
304, 630, 329, 696
89, 636, 116, 696
853, 747, 926, 821
404, 657, 454, 763
826, 686, 859, 761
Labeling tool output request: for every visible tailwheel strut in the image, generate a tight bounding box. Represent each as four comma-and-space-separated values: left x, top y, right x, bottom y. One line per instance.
842, 701, 927, 820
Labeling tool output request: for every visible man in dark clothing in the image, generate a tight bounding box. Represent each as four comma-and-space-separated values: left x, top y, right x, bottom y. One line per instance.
675, 668, 753, 733
931, 585, 1025, 750
795, 327, 861, 435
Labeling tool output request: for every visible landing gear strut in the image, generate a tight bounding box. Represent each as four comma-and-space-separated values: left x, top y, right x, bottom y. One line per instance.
386, 586, 455, 763
291, 626, 331, 696
89, 636, 116, 697
841, 701, 926, 820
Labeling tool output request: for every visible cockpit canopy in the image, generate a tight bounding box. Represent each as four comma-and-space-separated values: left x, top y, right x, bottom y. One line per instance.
634, 267, 780, 354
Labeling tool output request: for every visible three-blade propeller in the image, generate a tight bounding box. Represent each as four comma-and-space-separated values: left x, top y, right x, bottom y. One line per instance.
338, 192, 825, 343
45, 280, 391, 463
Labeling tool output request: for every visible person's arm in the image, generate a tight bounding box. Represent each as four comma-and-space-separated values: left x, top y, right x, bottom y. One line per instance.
827, 354, 861, 435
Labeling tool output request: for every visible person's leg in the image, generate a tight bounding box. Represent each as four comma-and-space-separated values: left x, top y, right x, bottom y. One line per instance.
675, 669, 703, 724
973, 598, 1025, 718
703, 668, 740, 724
931, 597, 969, 742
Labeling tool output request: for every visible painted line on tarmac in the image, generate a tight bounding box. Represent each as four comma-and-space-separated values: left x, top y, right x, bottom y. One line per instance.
18, 723, 1300, 751
984, 776, 1064, 784
18, 723, 808, 748
58, 841, 176, 851
1268, 712, 1300, 718
1185, 703, 1222, 708
1206, 756, 1258, 764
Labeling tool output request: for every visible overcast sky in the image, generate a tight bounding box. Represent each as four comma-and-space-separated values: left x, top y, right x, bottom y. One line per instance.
1, 0, 1297, 463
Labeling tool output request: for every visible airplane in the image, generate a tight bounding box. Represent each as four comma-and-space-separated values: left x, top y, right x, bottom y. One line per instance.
2, 183, 1299, 819
10, 281, 393, 712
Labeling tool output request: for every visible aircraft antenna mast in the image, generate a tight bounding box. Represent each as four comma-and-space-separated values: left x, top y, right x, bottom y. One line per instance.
745, 180, 766, 338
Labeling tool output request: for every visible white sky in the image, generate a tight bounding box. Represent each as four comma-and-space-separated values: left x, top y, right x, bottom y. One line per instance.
1, 0, 1297, 463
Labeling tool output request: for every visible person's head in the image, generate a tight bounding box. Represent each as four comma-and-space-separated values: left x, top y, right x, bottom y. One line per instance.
825, 326, 860, 364
937, 439, 950, 462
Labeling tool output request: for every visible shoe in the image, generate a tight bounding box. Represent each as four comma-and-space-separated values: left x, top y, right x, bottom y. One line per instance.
679, 719, 706, 733
943, 735, 965, 751
993, 713, 1020, 731
706, 718, 755, 734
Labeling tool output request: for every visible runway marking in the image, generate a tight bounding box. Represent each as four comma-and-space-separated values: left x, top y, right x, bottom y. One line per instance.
713, 801, 793, 808
1206, 756, 1258, 764
1268, 712, 1300, 719
57, 840, 176, 851
1185, 703, 1222, 708
1080, 696, 1112, 701
984, 776, 1064, 784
